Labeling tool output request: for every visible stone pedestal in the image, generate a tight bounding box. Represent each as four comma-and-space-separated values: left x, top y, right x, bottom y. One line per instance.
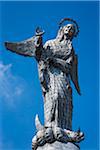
37, 141, 79, 150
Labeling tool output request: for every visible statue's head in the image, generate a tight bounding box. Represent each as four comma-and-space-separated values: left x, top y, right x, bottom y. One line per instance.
57, 18, 79, 41
63, 24, 75, 38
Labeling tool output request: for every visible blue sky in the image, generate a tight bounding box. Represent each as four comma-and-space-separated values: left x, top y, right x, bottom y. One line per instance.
0, 1, 99, 150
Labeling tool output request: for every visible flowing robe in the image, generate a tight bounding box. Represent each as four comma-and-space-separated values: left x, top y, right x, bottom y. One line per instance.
38, 38, 74, 130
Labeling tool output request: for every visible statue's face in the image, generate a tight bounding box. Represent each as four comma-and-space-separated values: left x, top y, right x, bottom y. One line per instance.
63, 24, 75, 37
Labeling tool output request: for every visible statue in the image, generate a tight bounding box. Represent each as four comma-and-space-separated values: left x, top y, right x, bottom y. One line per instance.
5, 18, 84, 150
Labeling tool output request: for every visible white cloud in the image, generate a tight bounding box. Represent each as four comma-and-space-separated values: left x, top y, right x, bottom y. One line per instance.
0, 61, 26, 108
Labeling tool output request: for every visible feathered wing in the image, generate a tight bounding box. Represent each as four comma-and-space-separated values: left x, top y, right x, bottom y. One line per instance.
5, 36, 37, 57
70, 54, 81, 95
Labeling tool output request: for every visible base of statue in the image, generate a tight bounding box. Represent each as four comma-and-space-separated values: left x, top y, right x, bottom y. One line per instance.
32, 126, 84, 150
37, 141, 79, 150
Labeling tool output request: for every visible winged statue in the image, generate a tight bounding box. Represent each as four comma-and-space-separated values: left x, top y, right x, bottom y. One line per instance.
5, 18, 84, 149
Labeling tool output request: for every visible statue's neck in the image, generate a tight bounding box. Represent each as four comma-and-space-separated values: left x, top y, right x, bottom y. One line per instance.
64, 34, 72, 41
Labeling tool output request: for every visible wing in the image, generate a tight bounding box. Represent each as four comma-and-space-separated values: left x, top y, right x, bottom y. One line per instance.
70, 54, 81, 95
5, 36, 37, 57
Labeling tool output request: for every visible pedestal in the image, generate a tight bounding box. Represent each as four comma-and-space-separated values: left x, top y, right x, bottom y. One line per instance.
37, 141, 79, 150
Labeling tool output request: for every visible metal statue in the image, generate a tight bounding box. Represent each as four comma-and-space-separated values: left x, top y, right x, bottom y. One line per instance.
5, 18, 84, 150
